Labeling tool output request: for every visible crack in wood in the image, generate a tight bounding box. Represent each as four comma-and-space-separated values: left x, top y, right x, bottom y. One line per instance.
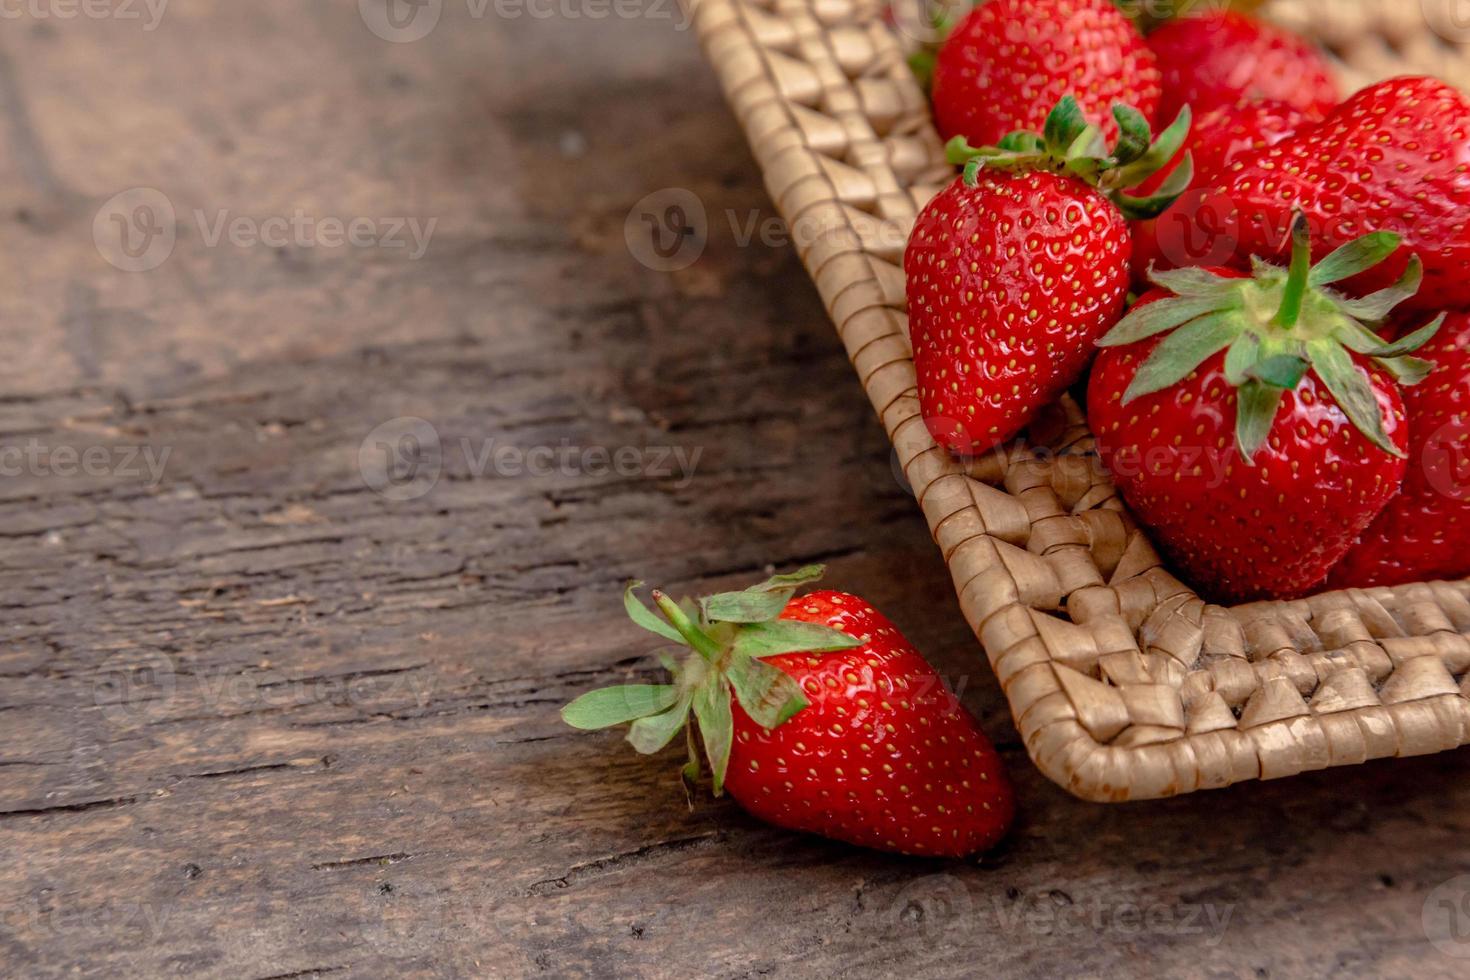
0, 795, 139, 819
526, 832, 722, 896
310, 852, 411, 872
173, 762, 309, 781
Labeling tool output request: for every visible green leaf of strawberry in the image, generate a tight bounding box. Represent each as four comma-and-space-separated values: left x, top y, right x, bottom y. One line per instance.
726, 652, 807, 730
562, 685, 679, 730
693, 675, 734, 795
698, 564, 826, 623
730, 619, 860, 658
623, 581, 686, 646
627, 688, 697, 755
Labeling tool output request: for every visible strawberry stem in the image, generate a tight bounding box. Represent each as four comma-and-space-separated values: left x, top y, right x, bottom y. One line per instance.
653, 591, 723, 664
1272, 214, 1313, 330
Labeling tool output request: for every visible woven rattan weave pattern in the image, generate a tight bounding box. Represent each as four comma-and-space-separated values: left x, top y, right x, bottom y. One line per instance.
686, 0, 1470, 800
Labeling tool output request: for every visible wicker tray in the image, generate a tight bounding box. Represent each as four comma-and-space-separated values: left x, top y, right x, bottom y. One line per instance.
685, 0, 1470, 801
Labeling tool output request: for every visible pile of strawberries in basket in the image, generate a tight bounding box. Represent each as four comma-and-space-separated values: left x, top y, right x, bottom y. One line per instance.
907, 0, 1470, 604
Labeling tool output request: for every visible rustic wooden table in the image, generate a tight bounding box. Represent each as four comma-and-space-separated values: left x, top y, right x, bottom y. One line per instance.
3, 2, 1470, 977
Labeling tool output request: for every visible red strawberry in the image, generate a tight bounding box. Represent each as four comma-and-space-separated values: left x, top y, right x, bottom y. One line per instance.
1131, 99, 1316, 285
562, 567, 1014, 858
908, 97, 1192, 454
1088, 219, 1441, 603
933, 0, 1160, 148
1329, 312, 1470, 589
1148, 11, 1338, 124
1169, 77, 1470, 314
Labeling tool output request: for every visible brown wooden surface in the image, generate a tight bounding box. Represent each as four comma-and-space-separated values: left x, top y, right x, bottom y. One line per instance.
2, 2, 1470, 977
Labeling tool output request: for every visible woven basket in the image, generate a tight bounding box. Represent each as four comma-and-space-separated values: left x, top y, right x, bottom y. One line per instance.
684, 0, 1470, 801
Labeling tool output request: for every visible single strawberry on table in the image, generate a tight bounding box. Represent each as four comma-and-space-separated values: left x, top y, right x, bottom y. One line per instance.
1167, 76, 1470, 314
932, 0, 1161, 148
1130, 99, 1317, 286
1147, 10, 1338, 123
1329, 312, 1470, 589
907, 96, 1192, 455
1088, 217, 1444, 604
562, 566, 1013, 858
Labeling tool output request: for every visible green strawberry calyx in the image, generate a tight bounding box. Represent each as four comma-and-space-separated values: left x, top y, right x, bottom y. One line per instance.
1097, 213, 1444, 462
945, 95, 1194, 220
559, 565, 861, 799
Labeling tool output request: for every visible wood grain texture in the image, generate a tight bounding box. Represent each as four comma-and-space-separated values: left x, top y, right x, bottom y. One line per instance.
1, 2, 1468, 977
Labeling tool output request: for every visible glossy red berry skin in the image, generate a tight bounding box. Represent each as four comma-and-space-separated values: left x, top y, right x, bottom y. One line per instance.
1172, 77, 1470, 314
722, 591, 1014, 859
1148, 11, 1338, 124
932, 0, 1160, 149
1131, 100, 1315, 286
906, 170, 1132, 455
1329, 313, 1470, 589
1088, 286, 1409, 605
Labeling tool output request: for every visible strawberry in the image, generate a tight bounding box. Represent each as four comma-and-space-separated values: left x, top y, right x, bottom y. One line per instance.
562, 567, 1014, 858
1088, 218, 1443, 603
1147, 10, 1338, 124
908, 96, 1192, 454
1168, 77, 1470, 314
1131, 99, 1316, 286
933, 0, 1160, 149
1329, 312, 1470, 589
